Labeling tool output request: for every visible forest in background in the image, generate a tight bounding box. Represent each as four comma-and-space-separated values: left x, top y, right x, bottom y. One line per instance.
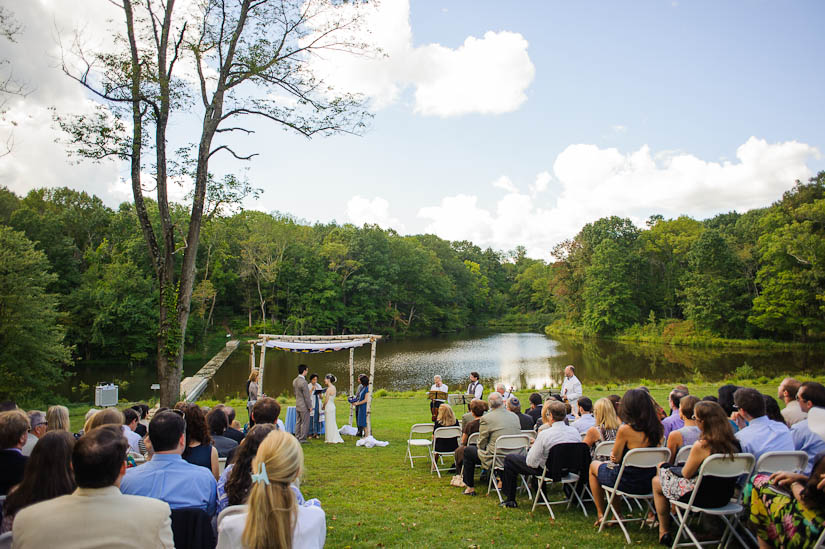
1, 172, 823, 401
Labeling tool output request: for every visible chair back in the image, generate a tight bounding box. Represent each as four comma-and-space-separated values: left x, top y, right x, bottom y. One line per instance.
521, 429, 537, 442
675, 444, 692, 465
170, 507, 217, 549
409, 423, 434, 436
545, 442, 591, 479
217, 504, 248, 529
467, 432, 479, 446
698, 453, 755, 479
491, 434, 530, 469
0, 531, 11, 549
218, 457, 227, 474
622, 447, 671, 468
593, 440, 614, 460
754, 451, 808, 475
433, 426, 461, 441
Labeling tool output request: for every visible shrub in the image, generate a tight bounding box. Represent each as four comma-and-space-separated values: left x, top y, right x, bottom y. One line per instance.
734, 363, 755, 379
374, 388, 388, 398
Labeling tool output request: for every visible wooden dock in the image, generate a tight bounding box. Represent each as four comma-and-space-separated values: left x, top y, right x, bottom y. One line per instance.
180, 339, 239, 402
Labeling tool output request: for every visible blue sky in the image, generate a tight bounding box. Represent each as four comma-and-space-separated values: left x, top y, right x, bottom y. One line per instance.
2, 0, 824, 258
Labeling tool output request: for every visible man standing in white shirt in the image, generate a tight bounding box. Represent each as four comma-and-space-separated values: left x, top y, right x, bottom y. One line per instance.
561, 365, 583, 415
467, 372, 483, 400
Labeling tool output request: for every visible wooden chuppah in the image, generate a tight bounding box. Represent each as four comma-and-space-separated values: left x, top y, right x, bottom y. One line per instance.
248, 334, 382, 437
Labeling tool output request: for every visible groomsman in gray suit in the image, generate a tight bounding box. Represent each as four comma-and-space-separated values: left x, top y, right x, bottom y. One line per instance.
293, 364, 312, 443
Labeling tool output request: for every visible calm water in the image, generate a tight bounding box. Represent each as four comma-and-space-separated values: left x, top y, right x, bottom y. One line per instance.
59, 332, 824, 402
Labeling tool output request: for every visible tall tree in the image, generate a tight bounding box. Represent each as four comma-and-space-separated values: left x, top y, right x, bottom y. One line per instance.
58, 0, 370, 405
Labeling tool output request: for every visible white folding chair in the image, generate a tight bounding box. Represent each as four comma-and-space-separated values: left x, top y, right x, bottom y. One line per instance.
674, 444, 692, 465
593, 440, 615, 460
486, 434, 531, 502
431, 426, 461, 478
0, 531, 11, 549
669, 453, 755, 549
753, 451, 808, 475
467, 432, 479, 446
531, 442, 590, 519
218, 457, 227, 474
405, 423, 433, 468
216, 504, 247, 529
815, 527, 825, 549
598, 447, 671, 545
520, 429, 537, 443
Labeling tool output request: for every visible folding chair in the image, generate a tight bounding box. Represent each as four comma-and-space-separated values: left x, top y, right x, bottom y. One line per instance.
218, 457, 227, 475
217, 504, 247, 529
467, 432, 479, 446
487, 434, 531, 502
0, 531, 11, 549
431, 426, 461, 478
598, 447, 671, 544
669, 453, 755, 549
674, 444, 692, 465
521, 429, 537, 444
815, 527, 825, 549
753, 451, 808, 475
531, 442, 591, 519
405, 423, 433, 468
593, 440, 614, 460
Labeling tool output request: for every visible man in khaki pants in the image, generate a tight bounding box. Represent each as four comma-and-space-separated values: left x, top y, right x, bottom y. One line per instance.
293, 364, 312, 443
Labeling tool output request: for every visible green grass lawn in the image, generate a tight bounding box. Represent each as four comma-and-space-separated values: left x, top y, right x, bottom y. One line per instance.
65, 378, 824, 548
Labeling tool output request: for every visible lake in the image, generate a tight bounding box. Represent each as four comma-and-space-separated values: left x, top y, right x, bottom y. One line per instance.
60, 331, 824, 402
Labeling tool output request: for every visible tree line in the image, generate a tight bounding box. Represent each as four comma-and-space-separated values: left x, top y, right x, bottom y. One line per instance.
1, 172, 823, 402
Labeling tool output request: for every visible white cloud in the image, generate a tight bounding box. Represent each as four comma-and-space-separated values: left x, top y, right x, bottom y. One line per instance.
492, 175, 518, 193
346, 196, 406, 232
305, 0, 534, 117
611, 125, 627, 134
419, 137, 819, 259
530, 171, 552, 194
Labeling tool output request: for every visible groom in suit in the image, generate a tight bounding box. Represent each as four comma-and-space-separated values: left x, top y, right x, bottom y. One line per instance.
293, 364, 312, 443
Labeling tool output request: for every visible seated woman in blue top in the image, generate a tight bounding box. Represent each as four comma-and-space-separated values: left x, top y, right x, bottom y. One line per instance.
351, 374, 370, 437
176, 403, 220, 480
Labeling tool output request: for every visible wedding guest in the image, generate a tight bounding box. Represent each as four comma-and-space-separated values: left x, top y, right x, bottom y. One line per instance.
461, 392, 521, 496
217, 430, 325, 549
583, 397, 621, 459
662, 389, 688, 440
459, 399, 479, 430
222, 405, 244, 443
352, 374, 370, 437
717, 384, 742, 431
176, 402, 220, 480
131, 404, 150, 437
777, 377, 807, 426
247, 370, 260, 421
791, 381, 825, 474
430, 375, 449, 420
453, 400, 487, 484
734, 387, 794, 461
0, 410, 30, 495
46, 405, 70, 433
1, 431, 75, 533
589, 388, 663, 527
526, 393, 543, 426
13, 425, 174, 549
653, 401, 742, 546
495, 382, 513, 400
433, 403, 460, 458
507, 397, 535, 430
572, 397, 595, 434
207, 407, 239, 458
121, 410, 217, 516
666, 395, 700, 463
308, 373, 323, 439
122, 408, 143, 454
251, 397, 285, 431
218, 424, 276, 513
764, 394, 786, 425
83, 407, 124, 434
537, 399, 555, 433
21, 410, 46, 456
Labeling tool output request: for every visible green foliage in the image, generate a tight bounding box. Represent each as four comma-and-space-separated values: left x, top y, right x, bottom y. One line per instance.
734, 362, 755, 379
583, 239, 640, 334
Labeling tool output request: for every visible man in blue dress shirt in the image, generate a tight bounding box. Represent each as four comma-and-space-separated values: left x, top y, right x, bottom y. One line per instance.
120, 410, 217, 516
733, 387, 794, 462
662, 389, 687, 441
791, 381, 825, 474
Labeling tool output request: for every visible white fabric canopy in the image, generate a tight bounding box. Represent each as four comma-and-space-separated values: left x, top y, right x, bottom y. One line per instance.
259, 338, 371, 352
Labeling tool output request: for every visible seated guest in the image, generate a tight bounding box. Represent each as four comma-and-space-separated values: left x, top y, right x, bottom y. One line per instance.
218, 424, 276, 513
459, 399, 480, 430
791, 381, 825, 474
583, 397, 621, 459
718, 383, 742, 431
778, 377, 807, 427
176, 402, 220, 480
607, 394, 621, 415
84, 407, 124, 434
453, 400, 487, 486
537, 398, 555, 433
499, 401, 581, 508
1, 431, 75, 533
13, 425, 174, 549
526, 393, 543, 426
702, 395, 718, 403
122, 407, 143, 454
46, 405, 70, 433
222, 405, 244, 443
662, 389, 687, 440
21, 410, 46, 456
217, 430, 325, 549
120, 410, 217, 516
251, 397, 286, 431
764, 394, 786, 425
433, 403, 460, 457
653, 401, 742, 545
0, 410, 30, 495
207, 407, 239, 458
507, 397, 535, 430
461, 392, 521, 496
666, 395, 700, 463
571, 397, 595, 434
565, 401, 576, 424
131, 404, 149, 437
734, 387, 794, 461
589, 388, 663, 526
495, 382, 513, 401
749, 453, 825, 549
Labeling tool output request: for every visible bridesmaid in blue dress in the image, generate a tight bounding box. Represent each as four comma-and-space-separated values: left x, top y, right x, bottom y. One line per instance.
352, 374, 370, 437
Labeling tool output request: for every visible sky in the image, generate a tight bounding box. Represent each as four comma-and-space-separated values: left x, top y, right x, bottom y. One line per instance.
1, 0, 824, 259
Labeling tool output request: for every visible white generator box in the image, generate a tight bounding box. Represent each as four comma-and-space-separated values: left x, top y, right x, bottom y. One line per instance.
95, 383, 119, 407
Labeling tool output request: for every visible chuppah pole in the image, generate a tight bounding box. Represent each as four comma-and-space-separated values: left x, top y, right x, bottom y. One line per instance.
348, 346, 355, 425
258, 336, 268, 393
366, 337, 376, 437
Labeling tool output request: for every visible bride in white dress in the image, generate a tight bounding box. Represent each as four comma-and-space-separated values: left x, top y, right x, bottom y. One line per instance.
323, 374, 344, 444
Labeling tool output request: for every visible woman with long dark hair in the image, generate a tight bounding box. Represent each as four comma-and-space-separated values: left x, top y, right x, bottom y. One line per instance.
1, 431, 76, 533
176, 402, 219, 480
588, 388, 664, 527
653, 401, 741, 545
217, 424, 276, 513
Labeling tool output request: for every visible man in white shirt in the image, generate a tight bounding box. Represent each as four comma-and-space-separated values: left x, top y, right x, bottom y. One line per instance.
499, 400, 581, 507
21, 410, 46, 456
495, 383, 513, 401
778, 378, 807, 426
122, 408, 143, 455
571, 397, 595, 434
561, 365, 583, 415
467, 372, 483, 400
430, 375, 449, 420
790, 381, 825, 474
